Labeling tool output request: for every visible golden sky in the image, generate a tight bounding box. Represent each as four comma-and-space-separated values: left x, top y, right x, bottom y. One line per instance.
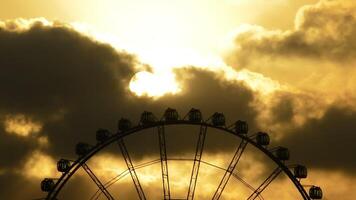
1, 0, 320, 97
0, 0, 355, 199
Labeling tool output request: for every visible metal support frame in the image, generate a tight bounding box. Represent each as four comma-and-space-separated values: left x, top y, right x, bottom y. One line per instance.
247, 167, 282, 200
212, 139, 248, 200
118, 139, 146, 200
158, 125, 171, 200
82, 163, 115, 200
187, 125, 208, 200
46, 121, 312, 200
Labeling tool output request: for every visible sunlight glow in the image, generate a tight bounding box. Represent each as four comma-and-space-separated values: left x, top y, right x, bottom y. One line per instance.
228, 68, 283, 95
129, 71, 181, 98
4, 114, 42, 137
21, 151, 58, 179
69, 18, 283, 98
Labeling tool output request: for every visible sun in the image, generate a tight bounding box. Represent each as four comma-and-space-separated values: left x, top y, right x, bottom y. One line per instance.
129, 71, 181, 98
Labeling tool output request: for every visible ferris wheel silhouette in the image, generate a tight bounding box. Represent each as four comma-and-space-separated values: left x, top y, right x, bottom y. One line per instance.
40, 108, 323, 200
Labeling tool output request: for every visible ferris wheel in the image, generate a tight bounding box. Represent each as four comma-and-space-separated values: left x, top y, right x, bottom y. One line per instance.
40, 108, 323, 200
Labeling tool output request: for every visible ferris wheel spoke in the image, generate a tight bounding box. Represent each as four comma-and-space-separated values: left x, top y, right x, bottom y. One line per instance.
117, 139, 147, 200
90, 170, 130, 200
81, 163, 115, 200
212, 139, 248, 200
158, 125, 171, 200
187, 125, 208, 200
198, 160, 264, 200
246, 167, 282, 200
231, 173, 264, 200
90, 159, 161, 200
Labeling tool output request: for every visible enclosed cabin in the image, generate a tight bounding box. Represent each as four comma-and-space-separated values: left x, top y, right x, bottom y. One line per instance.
309, 186, 323, 199
188, 108, 202, 122
118, 118, 132, 131
256, 132, 270, 146
57, 159, 71, 173
235, 120, 248, 134
141, 111, 156, 125
41, 178, 55, 192
164, 108, 179, 121
75, 142, 93, 157
212, 112, 225, 126
274, 147, 290, 161
294, 165, 307, 179
96, 129, 111, 143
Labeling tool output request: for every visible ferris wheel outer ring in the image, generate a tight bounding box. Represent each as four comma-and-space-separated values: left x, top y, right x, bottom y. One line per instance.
46, 120, 311, 200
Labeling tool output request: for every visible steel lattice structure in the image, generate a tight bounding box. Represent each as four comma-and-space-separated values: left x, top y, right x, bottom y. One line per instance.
39, 108, 323, 200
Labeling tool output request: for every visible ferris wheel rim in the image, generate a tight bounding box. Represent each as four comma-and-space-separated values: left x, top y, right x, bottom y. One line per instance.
45, 120, 311, 200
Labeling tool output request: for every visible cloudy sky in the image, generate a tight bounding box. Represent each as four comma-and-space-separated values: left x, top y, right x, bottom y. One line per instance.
0, 0, 355, 199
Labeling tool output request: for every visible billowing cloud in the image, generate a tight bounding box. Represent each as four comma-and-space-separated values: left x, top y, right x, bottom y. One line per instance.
0, 19, 137, 199
280, 105, 356, 171
0, 18, 136, 166
226, 0, 356, 64
3, 114, 42, 137
224, 0, 356, 104
222, 0, 356, 181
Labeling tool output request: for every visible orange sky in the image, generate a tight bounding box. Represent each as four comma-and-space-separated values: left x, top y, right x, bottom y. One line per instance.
0, 0, 355, 199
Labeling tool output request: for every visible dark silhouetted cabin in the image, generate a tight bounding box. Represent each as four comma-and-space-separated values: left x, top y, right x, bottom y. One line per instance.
212, 112, 225, 126
41, 178, 55, 192
256, 132, 270, 146
164, 108, 179, 121
235, 120, 248, 134
141, 111, 156, 124
309, 186, 323, 199
294, 165, 308, 179
188, 108, 202, 122
57, 159, 71, 173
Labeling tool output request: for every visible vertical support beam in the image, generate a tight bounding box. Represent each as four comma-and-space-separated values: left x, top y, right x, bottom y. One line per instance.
247, 167, 282, 200
118, 139, 146, 200
187, 125, 208, 200
158, 125, 171, 200
212, 139, 248, 200
82, 163, 115, 200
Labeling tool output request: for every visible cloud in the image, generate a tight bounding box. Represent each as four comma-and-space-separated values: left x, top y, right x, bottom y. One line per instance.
223, 0, 356, 103
0, 18, 136, 154
20, 150, 58, 179
0, 19, 137, 199
251, 89, 329, 137
279, 104, 356, 172
226, 0, 356, 65
221, 2, 356, 178
3, 114, 42, 137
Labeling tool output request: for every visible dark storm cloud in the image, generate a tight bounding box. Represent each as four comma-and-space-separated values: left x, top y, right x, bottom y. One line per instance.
0, 21, 136, 165
279, 105, 356, 172
269, 93, 295, 124
0, 21, 139, 198
226, 0, 356, 67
